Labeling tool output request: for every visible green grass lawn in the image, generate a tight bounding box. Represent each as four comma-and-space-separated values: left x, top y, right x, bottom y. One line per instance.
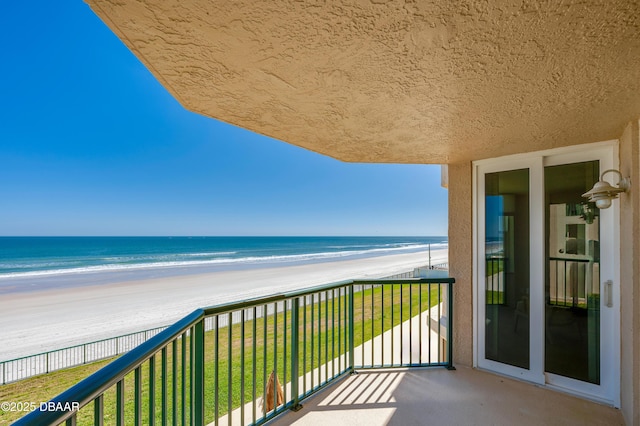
0, 283, 446, 425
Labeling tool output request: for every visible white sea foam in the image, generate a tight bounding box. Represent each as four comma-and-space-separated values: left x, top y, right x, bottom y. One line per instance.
0, 244, 444, 280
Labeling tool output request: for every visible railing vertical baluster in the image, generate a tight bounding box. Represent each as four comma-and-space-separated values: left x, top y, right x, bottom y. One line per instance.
391, 284, 395, 366
190, 325, 195, 426
228, 312, 233, 425
381, 284, 385, 366
291, 297, 302, 411
344, 287, 348, 370
262, 304, 267, 420
494, 258, 497, 304
161, 347, 167, 426
410, 284, 413, 365
181, 332, 186, 426
273, 302, 278, 412
317, 294, 321, 385
94, 394, 104, 426
303, 295, 307, 395
361, 285, 364, 367
311, 294, 315, 390
502, 258, 505, 303
65, 414, 77, 426
215, 315, 221, 424
371, 285, 374, 367
349, 284, 355, 373
419, 283, 423, 364
331, 289, 335, 377
325, 290, 329, 382
428, 283, 432, 363
135, 366, 142, 426
172, 340, 177, 426
241, 310, 245, 426
400, 284, 404, 365
116, 379, 125, 426
194, 319, 205, 426
284, 301, 288, 403
252, 306, 257, 425
338, 288, 342, 372
437, 283, 442, 362
149, 355, 156, 426
491, 259, 495, 304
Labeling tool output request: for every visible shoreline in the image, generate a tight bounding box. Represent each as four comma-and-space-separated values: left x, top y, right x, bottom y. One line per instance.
0, 244, 445, 295
0, 249, 447, 361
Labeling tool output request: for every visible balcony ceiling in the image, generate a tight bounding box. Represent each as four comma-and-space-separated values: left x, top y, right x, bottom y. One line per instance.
85, 0, 640, 164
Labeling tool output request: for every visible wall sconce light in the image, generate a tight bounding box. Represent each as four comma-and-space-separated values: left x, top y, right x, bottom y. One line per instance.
582, 169, 631, 209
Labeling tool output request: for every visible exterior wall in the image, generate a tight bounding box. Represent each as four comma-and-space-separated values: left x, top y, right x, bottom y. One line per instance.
448, 162, 473, 366
619, 119, 640, 425
449, 130, 640, 418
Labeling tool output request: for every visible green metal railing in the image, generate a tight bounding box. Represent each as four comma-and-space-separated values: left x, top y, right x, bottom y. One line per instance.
14, 277, 454, 426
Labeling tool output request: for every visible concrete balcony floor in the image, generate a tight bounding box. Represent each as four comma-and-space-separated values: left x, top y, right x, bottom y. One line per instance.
270, 366, 623, 426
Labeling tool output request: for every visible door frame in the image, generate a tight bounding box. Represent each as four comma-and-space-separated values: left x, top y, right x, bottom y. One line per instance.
472, 140, 621, 407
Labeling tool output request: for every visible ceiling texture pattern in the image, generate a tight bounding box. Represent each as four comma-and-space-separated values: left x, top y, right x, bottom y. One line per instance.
86, 0, 640, 164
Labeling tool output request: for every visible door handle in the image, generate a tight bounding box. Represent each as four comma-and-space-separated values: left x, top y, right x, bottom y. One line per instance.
604, 280, 613, 308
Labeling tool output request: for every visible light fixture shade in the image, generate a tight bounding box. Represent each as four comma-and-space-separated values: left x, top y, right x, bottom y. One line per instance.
582, 180, 624, 200
581, 169, 631, 209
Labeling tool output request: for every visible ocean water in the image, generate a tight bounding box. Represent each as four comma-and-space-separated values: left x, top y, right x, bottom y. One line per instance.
0, 236, 446, 283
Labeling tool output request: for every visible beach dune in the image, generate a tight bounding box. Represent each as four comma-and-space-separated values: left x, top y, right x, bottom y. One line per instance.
0, 249, 447, 361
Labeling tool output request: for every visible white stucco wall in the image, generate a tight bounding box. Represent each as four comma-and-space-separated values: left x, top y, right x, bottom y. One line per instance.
619, 119, 640, 425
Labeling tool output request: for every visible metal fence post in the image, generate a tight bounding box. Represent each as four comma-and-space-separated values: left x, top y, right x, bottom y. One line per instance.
447, 279, 456, 370
290, 297, 302, 411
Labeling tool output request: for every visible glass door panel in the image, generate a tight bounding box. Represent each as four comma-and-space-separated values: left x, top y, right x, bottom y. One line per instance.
477, 145, 619, 405
544, 161, 600, 384
484, 169, 530, 369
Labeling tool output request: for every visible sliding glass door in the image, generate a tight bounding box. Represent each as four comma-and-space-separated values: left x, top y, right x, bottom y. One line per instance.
484, 169, 530, 370
544, 161, 601, 385
475, 144, 619, 405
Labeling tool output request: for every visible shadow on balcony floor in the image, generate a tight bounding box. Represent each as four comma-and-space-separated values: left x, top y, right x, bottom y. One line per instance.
270, 366, 622, 426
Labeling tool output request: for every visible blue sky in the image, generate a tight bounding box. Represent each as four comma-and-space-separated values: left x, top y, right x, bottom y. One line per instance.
0, 2, 447, 237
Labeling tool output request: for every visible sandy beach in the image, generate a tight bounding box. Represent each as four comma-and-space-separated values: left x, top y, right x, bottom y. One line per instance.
0, 249, 447, 361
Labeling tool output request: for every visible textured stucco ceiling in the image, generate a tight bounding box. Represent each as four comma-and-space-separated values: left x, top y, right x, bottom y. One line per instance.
85, 0, 640, 164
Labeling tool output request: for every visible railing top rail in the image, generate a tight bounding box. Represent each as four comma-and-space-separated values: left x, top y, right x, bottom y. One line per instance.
352, 277, 455, 285
200, 278, 455, 316
14, 276, 454, 426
